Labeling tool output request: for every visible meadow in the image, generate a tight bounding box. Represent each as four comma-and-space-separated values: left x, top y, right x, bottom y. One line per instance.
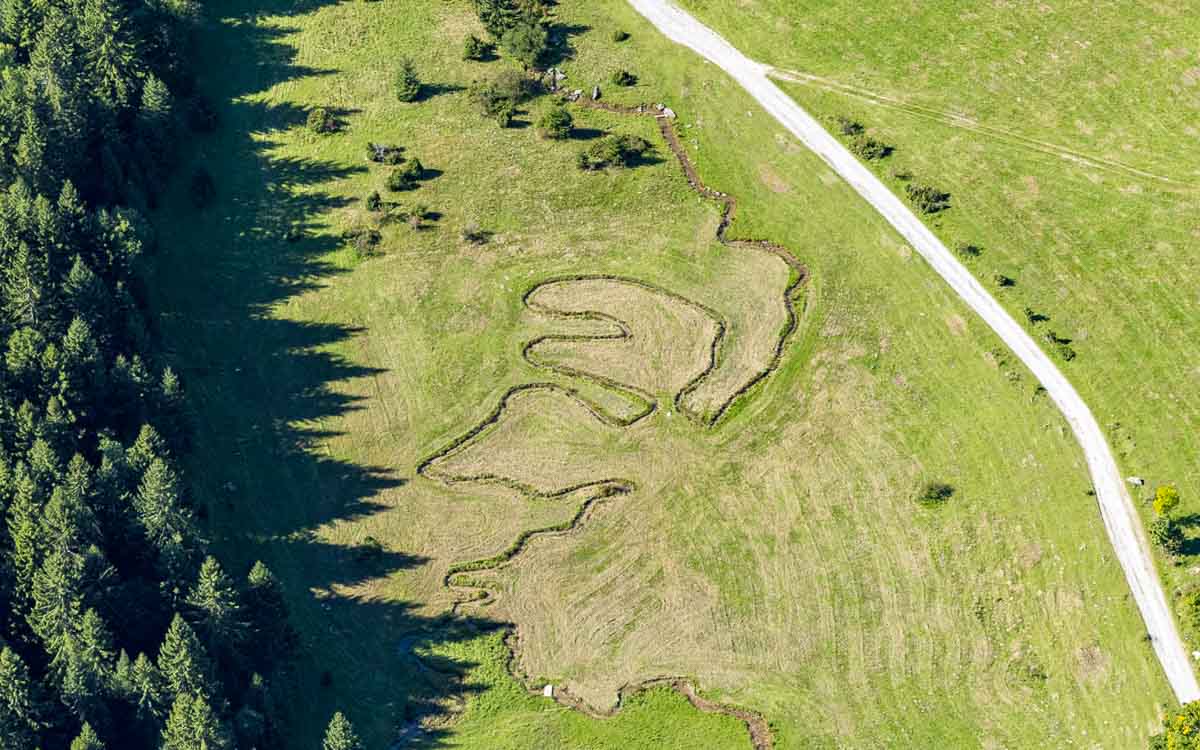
679, 0, 1200, 657
146, 0, 1179, 745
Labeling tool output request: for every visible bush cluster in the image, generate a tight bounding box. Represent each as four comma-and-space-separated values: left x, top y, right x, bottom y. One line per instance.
576, 134, 653, 170
306, 107, 338, 134
470, 70, 540, 127
904, 182, 951, 214
611, 69, 638, 87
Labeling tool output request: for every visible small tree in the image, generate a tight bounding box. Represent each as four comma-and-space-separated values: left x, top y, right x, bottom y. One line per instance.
1154, 485, 1181, 517
365, 191, 382, 212
463, 34, 491, 61
306, 107, 337, 134
904, 182, 951, 214
394, 58, 422, 102
849, 135, 892, 161
955, 242, 982, 258
324, 711, 363, 750
612, 30, 630, 42
611, 69, 637, 87
536, 106, 573, 139
500, 20, 548, 69
836, 116, 864, 136
386, 158, 424, 191
1148, 516, 1184, 555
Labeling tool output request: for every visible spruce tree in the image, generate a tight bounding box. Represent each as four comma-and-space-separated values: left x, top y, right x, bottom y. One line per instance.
162, 691, 231, 750
80, 0, 140, 110
245, 561, 295, 670
29, 547, 85, 675
0, 647, 42, 748
70, 722, 105, 750
157, 613, 211, 700
129, 652, 164, 719
323, 711, 363, 750
187, 556, 242, 656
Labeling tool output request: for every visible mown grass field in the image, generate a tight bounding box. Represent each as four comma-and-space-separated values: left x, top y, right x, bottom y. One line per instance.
147, 0, 1177, 746
678, 0, 1200, 658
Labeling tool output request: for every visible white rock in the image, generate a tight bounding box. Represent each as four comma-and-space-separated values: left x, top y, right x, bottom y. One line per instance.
542, 684, 554, 698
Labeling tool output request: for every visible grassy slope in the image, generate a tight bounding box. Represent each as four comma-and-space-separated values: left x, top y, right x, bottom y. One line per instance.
147, 0, 1173, 746
677, 0, 1200, 656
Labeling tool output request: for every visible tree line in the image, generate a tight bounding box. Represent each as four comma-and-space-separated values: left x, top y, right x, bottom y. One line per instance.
0, 0, 298, 747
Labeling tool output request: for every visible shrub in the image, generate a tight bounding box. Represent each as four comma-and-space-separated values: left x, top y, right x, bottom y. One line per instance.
461, 222, 490, 245
849, 135, 892, 161
537, 106, 573, 139
365, 142, 405, 164
1149, 516, 1184, 555
917, 481, 954, 507
344, 226, 381, 258
394, 57, 422, 102
405, 203, 429, 230
612, 29, 630, 42
904, 182, 951, 214
611, 69, 638, 86
189, 167, 216, 207
306, 107, 337, 134
1181, 588, 1200, 631
470, 70, 539, 126
1155, 485, 1181, 517
1056, 343, 1077, 361
955, 242, 982, 258
1023, 307, 1048, 325
993, 273, 1015, 288
365, 191, 382, 211
463, 34, 491, 61
500, 19, 549, 69
835, 116, 864, 136
386, 158, 424, 191
577, 134, 652, 170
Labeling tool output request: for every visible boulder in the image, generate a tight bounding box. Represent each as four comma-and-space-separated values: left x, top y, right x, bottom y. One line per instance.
592, 85, 601, 100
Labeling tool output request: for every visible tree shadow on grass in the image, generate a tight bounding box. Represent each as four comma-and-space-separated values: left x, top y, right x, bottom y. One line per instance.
146, 1, 509, 746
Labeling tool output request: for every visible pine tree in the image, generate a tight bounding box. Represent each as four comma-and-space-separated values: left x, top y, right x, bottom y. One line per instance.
59, 316, 105, 411
323, 711, 363, 750
127, 422, 166, 475
245, 561, 295, 670
80, 0, 141, 111
29, 547, 85, 675
157, 613, 211, 700
162, 691, 231, 750
129, 652, 163, 719
133, 456, 198, 581
70, 722, 105, 750
62, 257, 110, 334
187, 556, 242, 655
5, 463, 41, 619
0, 0, 41, 57
3, 242, 49, 331
0, 647, 42, 747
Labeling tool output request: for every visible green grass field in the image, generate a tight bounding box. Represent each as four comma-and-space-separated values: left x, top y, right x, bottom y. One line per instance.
678, 0, 1200, 656
145, 0, 1181, 746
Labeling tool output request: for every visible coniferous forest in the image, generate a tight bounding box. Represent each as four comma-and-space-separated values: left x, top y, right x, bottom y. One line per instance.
0, 0, 296, 747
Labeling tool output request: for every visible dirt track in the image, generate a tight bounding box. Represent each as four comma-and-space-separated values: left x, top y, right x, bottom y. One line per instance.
627, 0, 1200, 704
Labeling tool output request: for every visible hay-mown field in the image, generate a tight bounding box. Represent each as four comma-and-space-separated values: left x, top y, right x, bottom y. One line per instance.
147, 0, 1174, 745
